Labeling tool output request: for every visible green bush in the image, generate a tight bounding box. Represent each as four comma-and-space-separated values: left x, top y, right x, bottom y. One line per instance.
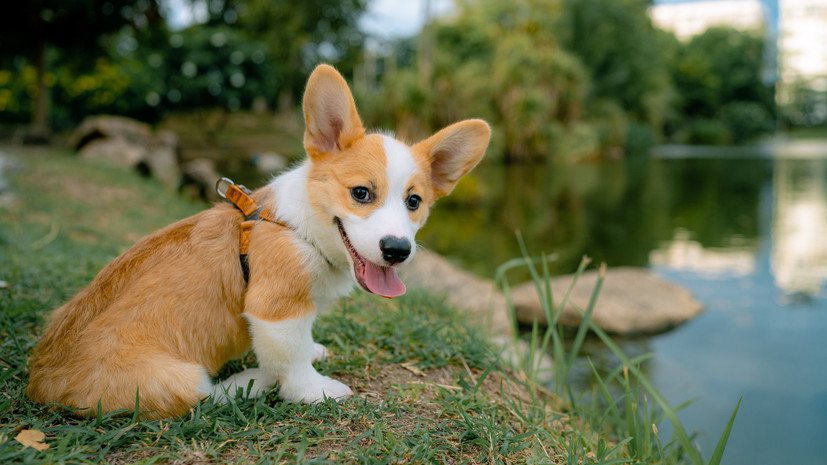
686, 118, 732, 145
624, 121, 658, 156
718, 101, 774, 143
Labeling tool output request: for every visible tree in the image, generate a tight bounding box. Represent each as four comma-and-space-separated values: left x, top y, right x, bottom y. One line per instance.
361, 0, 638, 161
0, 0, 164, 135
557, 0, 671, 131
235, 0, 369, 109
665, 27, 775, 144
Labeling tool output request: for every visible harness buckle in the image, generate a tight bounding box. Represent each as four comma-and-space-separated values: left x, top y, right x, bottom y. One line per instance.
216, 177, 234, 199
216, 177, 252, 199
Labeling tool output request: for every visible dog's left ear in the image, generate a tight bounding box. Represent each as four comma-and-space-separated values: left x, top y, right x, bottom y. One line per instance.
303, 64, 365, 160
414, 119, 491, 198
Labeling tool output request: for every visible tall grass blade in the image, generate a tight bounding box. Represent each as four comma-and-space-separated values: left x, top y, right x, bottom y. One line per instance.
96, 398, 103, 428
131, 387, 140, 423
708, 397, 742, 465
566, 263, 604, 371
587, 318, 706, 465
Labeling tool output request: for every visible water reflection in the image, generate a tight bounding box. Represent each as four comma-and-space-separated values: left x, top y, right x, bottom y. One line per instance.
422, 155, 771, 279
650, 228, 756, 277
772, 158, 827, 296
647, 156, 827, 297
425, 152, 827, 297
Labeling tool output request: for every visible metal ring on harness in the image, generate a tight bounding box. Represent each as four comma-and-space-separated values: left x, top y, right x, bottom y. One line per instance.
216, 177, 234, 199
216, 177, 253, 199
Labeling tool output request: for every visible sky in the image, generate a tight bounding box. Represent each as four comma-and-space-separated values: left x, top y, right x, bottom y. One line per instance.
166, 0, 780, 37
360, 0, 455, 38
164, 0, 456, 35
362, 0, 780, 38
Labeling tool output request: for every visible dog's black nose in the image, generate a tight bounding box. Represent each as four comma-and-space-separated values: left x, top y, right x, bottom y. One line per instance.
380, 236, 411, 265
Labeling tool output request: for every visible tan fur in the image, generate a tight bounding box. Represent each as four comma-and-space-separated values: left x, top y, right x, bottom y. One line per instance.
413, 120, 491, 198
27, 64, 491, 419
27, 205, 253, 417
244, 222, 314, 322
303, 65, 365, 159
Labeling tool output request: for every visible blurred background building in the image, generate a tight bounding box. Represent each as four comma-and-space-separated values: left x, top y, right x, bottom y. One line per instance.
650, 0, 768, 40
651, 0, 827, 125
777, 0, 827, 123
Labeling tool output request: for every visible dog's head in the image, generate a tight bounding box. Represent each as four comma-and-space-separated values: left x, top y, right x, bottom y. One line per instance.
302, 65, 490, 298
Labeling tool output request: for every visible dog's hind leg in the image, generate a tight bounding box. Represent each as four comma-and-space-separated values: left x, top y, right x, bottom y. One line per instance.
65, 352, 214, 420
212, 368, 275, 403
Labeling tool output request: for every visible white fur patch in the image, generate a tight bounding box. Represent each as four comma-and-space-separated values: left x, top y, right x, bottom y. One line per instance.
267, 162, 355, 307
245, 313, 352, 403
212, 368, 273, 403
340, 136, 420, 266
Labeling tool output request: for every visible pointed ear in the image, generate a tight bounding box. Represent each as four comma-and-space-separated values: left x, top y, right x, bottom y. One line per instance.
414, 119, 491, 198
302, 64, 365, 159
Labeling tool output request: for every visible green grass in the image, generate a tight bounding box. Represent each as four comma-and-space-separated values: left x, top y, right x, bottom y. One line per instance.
0, 147, 738, 464
0, 147, 573, 464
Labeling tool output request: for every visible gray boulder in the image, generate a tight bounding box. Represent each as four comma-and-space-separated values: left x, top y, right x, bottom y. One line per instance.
68, 115, 153, 151
509, 267, 703, 335
78, 138, 146, 169
400, 249, 511, 335
69, 116, 180, 190
401, 249, 702, 336
251, 152, 288, 174
180, 158, 222, 202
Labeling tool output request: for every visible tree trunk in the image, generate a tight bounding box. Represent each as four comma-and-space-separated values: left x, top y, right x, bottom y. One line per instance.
417, 0, 433, 88
32, 34, 49, 134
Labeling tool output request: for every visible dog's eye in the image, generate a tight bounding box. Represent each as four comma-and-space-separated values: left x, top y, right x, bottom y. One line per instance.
406, 194, 422, 211
351, 186, 372, 203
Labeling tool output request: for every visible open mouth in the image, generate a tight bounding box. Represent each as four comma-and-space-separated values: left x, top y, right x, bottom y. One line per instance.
336, 218, 406, 299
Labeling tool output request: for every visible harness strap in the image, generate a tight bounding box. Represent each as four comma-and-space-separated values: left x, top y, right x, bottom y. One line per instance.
216, 178, 287, 284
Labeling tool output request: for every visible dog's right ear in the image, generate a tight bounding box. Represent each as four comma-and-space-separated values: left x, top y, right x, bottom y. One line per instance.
302, 64, 365, 160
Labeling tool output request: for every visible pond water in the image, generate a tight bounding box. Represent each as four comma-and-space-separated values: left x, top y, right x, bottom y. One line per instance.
419, 143, 827, 465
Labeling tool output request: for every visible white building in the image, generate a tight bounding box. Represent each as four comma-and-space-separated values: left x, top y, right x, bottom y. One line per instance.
650, 0, 767, 41
777, 0, 827, 103
771, 157, 827, 297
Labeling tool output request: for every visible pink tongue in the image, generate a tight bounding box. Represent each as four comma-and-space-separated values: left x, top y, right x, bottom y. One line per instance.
363, 261, 406, 298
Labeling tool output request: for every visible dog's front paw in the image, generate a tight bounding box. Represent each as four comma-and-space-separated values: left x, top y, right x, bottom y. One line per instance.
280, 373, 353, 403
302, 376, 353, 403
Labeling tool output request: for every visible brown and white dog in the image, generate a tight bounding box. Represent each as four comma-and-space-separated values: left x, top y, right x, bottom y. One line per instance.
27, 65, 491, 419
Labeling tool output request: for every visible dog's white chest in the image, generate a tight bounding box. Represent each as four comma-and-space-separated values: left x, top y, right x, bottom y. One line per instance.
310, 265, 353, 313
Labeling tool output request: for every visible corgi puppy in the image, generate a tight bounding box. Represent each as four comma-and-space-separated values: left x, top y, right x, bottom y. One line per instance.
27, 65, 491, 419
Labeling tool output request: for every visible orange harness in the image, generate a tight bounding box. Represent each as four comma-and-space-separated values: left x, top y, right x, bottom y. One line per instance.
216, 177, 288, 283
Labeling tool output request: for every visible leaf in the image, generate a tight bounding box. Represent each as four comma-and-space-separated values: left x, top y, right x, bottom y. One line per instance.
15, 429, 49, 451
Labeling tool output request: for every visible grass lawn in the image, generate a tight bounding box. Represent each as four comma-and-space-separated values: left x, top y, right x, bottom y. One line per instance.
0, 146, 739, 464
0, 147, 581, 464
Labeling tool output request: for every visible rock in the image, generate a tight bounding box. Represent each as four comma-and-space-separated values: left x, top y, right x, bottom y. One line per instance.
250, 152, 288, 174
67, 116, 181, 189
180, 158, 222, 202
78, 138, 147, 169
401, 249, 703, 336
68, 116, 180, 190
68, 115, 153, 151
400, 249, 512, 335
145, 131, 180, 190
509, 267, 703, 335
